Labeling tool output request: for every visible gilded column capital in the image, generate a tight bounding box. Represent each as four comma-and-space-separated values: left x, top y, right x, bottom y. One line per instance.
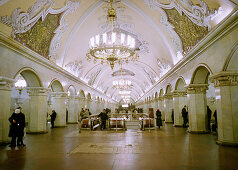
210, 72, 238, 87
164, 94, 173, 99
50, 92, 68, 98
79, 97, 86, 101
68, 95, 78, 100
186, 84, 208, 94
26, 87, 50, 96
158, 96, 164, 101
173, 90, 187, 97
0, 76, 15, 91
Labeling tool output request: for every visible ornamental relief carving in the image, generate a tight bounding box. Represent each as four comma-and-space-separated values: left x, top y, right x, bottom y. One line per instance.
210, 73, 238, 87
186, 84, 208, 94
0, 0, 79, 61
143, 0, 218, 55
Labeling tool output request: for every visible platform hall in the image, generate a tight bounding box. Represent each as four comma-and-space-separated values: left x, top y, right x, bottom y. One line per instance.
0, 0, 238, 170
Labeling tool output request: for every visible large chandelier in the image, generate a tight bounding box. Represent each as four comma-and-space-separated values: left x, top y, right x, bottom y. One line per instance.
113, 79, 132, 89
86, 0, 139, 69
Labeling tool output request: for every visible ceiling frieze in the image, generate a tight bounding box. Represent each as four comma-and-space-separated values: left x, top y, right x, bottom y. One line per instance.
0, 0, 79, 61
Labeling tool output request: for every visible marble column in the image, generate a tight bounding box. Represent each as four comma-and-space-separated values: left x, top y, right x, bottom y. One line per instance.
27, 87, 50, 133
173, 90, 187, 127
86, 99, 92, 110
210, 72, 238, 146
164, 94, 173, 123
96, 100, 101, 114
158, 97, 165, 120
79, 97, 85, 110
187, 84, 209, 133
51, 92, 67, 127
0, 76, 15, 144
67, 95, 79, 123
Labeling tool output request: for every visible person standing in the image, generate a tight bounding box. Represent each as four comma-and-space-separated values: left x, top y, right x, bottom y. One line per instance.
182, 105, 188, 127
207, 106, 212, 131
156, 109, 162, 129
171, 109, 174, 124
50, 110, 57, 128
98, 109, 108, 130
8, 107, 26, 147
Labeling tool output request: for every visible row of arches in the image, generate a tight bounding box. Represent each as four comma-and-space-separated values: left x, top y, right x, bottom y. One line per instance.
139, 46, 238, 146
7, 67, 114, 134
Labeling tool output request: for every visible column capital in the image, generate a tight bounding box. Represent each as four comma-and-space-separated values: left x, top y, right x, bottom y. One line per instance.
68, 95, 79, 100
210, 72, 238, 87
164, 94, 173, 99
0, 76, 15, 91
158, 96, 164, 101
50, 92, 68, 98
26, 87, 50, 96
173, 90, 187, 97
186, 84, 208, 94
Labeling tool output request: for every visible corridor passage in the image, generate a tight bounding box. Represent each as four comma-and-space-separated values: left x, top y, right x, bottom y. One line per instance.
0, 124, 238, 170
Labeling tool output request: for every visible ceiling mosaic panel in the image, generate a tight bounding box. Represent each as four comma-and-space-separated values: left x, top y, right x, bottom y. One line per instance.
15, 14, 60, 59
164, 8, 209, 54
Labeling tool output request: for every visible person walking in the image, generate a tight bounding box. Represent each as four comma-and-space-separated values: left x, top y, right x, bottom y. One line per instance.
156, 109, 162, 129
8, 107, 26, 147
182, 105, 188, 127
50, 110, 57, 128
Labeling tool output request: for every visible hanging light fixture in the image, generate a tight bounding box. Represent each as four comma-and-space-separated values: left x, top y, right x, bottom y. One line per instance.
86, 0, 139, 70
112, 79, 132, 89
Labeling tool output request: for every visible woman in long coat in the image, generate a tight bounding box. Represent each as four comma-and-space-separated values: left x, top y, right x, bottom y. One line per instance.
9, 107, 25, 147
156, 109, 162, 129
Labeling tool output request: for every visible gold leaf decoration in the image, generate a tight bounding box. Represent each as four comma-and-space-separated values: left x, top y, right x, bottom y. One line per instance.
15, 14, 61, 59
164, 9, 208, 54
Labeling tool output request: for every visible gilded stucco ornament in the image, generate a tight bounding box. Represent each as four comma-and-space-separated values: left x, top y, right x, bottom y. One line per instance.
0, 0, 79, 61
143, 0, 217, 55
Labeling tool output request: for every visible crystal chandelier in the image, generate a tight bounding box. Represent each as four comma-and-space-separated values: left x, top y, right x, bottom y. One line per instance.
119, 90, 131, 95
86, 0, 139, 70
112, 79, 132, 89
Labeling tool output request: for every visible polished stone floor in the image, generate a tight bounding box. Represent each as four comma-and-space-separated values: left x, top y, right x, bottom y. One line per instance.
0, 123, 238, 170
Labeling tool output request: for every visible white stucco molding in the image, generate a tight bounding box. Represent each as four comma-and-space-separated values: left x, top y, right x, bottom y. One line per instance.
0, 0, 80, 61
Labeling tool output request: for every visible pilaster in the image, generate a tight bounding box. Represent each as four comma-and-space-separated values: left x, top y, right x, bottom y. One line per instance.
164, 94, 173, 123
173, 90, 187, 127
187, 84, 209, 133
0, 76, 15, 144
210, 72, 238, 146
51, 92, 67, 127
27, 87, 50, 133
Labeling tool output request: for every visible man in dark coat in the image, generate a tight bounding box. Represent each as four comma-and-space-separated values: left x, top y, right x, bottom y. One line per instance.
50, 110, 57, 128
156, 109, 162, 129
207, 106, 212, 131
8, 107, 25, 147
98, 109, 108, 130
182, 105, 188, 127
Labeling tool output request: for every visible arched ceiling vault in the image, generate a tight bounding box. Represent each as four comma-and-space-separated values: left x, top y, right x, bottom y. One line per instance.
0, 0, 235, 103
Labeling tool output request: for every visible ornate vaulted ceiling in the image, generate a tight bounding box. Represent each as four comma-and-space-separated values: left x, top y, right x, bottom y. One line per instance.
0, 0, 236, 103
